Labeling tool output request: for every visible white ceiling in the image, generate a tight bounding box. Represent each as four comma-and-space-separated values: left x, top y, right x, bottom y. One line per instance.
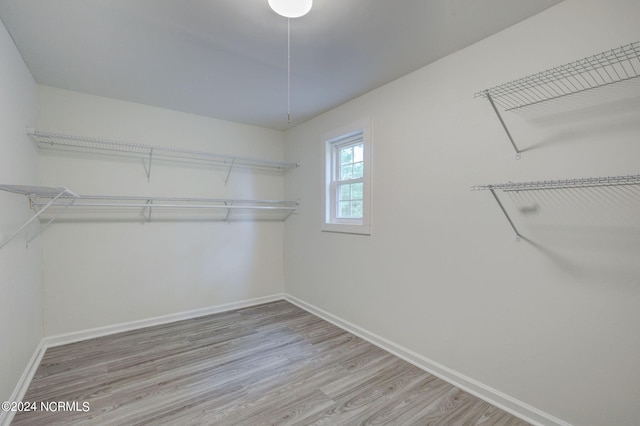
0, 0, 563, 130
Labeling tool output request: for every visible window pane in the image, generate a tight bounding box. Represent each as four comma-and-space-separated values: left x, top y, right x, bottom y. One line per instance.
351, 182, 363, 200
352, 162, 363, 179
340, 164, 353, 180
338, 201, 351, 218
338, 184, 350, 201
353, 144, 364, 162
352, 201, 363, 218
340, 146, 353, 165
337, 201, 364, 219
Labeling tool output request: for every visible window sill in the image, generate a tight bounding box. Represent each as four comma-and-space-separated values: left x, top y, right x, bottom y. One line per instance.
321, 223, 371, 235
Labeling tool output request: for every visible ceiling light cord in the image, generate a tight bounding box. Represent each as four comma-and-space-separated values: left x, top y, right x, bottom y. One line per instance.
287, 17, 291, 124
269, 0, 312, 125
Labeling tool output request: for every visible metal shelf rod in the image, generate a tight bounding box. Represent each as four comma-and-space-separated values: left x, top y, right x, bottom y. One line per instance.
2, 185, 299, 249
28, 195, 299, 218
28, 129, 299, 173
33, 196, 292, 203
31, 202, 297, 210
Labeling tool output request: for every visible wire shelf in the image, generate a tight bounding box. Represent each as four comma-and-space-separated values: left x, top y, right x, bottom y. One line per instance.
475, 41, 640, 110
0, 184, 298, 249
28, 194, 298, 212
0, 185, 80, 250
471, 174, 640, 241
471, 174, 640, 192
28, 130, 299, 173
0, 184, 78, 197
30, 196, 298, 226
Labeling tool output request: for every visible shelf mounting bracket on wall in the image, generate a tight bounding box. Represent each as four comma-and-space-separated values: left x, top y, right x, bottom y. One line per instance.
145, 149, 154, 181
0, 185, 79, 250
146, 199, 153, 222
485, 92, 521, 159
224, 157, 236, 185
489, 188, 521, 242
224, 201, 233, 221
26, 197, 77, 247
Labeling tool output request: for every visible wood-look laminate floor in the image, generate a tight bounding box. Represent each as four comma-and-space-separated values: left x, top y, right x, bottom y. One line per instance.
13, 301, 529, 425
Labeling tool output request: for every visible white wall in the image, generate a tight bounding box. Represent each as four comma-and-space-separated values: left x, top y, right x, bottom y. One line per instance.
284, 0, 640, 425
37, 86, 287, 335
0, 19, 40, 404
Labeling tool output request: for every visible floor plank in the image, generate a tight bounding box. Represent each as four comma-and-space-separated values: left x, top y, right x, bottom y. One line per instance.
12, 300, 530, 425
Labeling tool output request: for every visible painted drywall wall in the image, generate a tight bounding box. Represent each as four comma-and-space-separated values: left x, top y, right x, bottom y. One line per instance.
37, 86, 287, 335
0, 19, 40, 404
284, 0, 640, 425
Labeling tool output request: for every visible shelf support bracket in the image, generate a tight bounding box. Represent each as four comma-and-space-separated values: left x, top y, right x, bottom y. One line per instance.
0, 189, 70, 250
489, 188, 521, 242
225, 157, 236, 185
224, 201, 232, 222
144, 149, 154, 181
284, 203, 298, 220
26, 198, 76, 247
146, 199, 153, 223
486, 92, 521, 160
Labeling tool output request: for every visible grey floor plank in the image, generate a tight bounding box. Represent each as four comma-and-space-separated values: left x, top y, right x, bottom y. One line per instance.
12, 300, 530, 425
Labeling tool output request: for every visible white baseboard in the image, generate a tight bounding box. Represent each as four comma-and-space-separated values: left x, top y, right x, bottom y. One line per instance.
0, 340, 47, 426
284, 294, 571, 426
1, 293, 285, 426
44, 293, 285, 348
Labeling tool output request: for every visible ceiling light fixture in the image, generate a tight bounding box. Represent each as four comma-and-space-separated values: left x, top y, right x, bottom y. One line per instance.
268, 0, 312, 18
268, 0, 312, 124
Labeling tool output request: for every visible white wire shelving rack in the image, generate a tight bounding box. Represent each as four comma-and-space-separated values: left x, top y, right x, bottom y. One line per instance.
28, 129, 299, 182
471, 174, 640, 241
475, 41, 640, 158
0, 185, 79, 249
0, 185, 298, 250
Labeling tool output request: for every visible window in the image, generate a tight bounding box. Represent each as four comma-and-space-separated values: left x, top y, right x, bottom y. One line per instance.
322, 120, 371, 235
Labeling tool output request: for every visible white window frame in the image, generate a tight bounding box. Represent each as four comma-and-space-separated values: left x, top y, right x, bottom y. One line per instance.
322, 119, 371, 235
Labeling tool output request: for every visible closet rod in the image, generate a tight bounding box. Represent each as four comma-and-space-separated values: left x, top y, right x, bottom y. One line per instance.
27, 195, 299, 224
28, 195, 298, 216
31, 202, 297, 210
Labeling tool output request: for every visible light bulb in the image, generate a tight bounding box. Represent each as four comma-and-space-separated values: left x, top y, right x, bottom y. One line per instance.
268, 0, 312, 18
